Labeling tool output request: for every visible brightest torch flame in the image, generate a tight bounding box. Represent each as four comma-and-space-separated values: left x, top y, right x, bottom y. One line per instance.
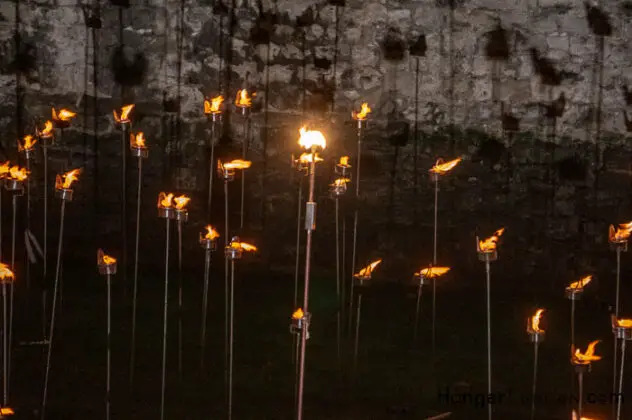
0, 162, 10, 178
230, 240, 257, 252
298, 127, 327, 150
573, 340, 601, 364
609, 222, 632, 243
8, 166, 28, 182
235, 89, 253, 108
299, 152, 323, 163
56, 169, 81, 190
37, 121, 54, 137
52, 108, 76, 122
174, 195, 191, 210
478, 228, 505, 252
222, 159, 252, 170
98, 249, 117, 265
18, 135, 37, 152
355, 259, 382, 278
416, 266, 450, 278
158, 192, 174, 208
339, 156, 350, 167
331, 178, 350, 187
130, 132, 146, 149
571, 410, 595, 420
0, 407, 14, 415
568, 275, 592, 291
204, 95, 224, 114
113, 104, 135, 123
430, 157, 462, 175
352, 102, 372, 120
529, 309, 545, 333
615, 317, 632, 328
0, 263, 14, 281
292, 308, 304, 320
203, 225, 220, 241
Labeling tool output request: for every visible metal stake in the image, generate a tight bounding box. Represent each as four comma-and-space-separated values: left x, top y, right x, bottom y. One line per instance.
177, 218, 183, 378
292, 179, 303, 364
2, 282, 6, 406
485, 260, 492, 420
334, 197, 341, 364
224, 179, 229, 387
239, 113, 249, 229
352, 291, 363, 376
530, 341, 540, 420
228, 259, 235, 420
348, 123, 363, 333
577, 370, 584, 419
200, 248, 212, 368
129, 156, 143, 388
207, 116, 218, 219
613, 246, 621, 401
616, 338, 626, 420
413, 280, 423, 344
121, 126, 128, 299
159, 217, 171, 420
8, 193, 18, 394
106, 272, 112, 420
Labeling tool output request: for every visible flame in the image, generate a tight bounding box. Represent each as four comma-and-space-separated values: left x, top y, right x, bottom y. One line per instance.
113, 104, 135, 123
572, 340, 601, 364
298, 127, 327, 150
0, 407, 14, 415
352, 102, 372, 120
0, 162, 10, 178
615, 317, 632, 328
174, 195, 190, 210
568, 275, 592, 291
98, 249, 117, 265
609, 222, 632, 242
0, 263, 14, 281
37, 120, 54, 138
478, 228, 505, 252
299, 152, 323, 163
222, 159, 252, 170
130, 132, 146, 149
235, 89, 253, 108
529, 309, 545, 333
158, 192, 174, 208
339, 156, 350, 167
8, 166, 28, 182
52, 108, 76, 122
571, 410, 595, 420
229, 240, 257, 252
292, 308, 304, 319
355, 259, 382, 278
18, 135, 37, 152
430, 157, 462, 175
416, 266, 450, 278
55, 168, 81, 190
204, 95, 224, 114
331, 178, 350, 187
202, 225, 220, 241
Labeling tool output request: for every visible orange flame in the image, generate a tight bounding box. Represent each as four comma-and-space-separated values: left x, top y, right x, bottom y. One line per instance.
37, 121, 54, 138
614, 317, 632, 328
0, 162, 10, 178
299, 152, 323, 163
572, 340, 601, 364
430, 157, 462, 175
355, 259, 382, 278
331, 178, 350, 187
352, 102, 371, 120
235, 89, 253, 108
130, 132, 146, 149
568, 275, 592, 291
55, 169, 81, 190
204, 95, 224, 114
113, 104, 135, 123
478, 228, 505, 252
571, 410, 595, 420
298, 127, 327, 150
18, 135, 37, 152
8, 165, 29, 182
229, 239, 257, 252
0, 407, 14, 415
609, 222, 632, 243
0, 263, 14, 282
157, 192, 174, 208
52, 108, 76, 122
528, 309, 545, 333
98, 249, 117, 265
415, 266, 450, 278
202, 225, 220, 241
338, 156, 351, 167
174, 195, 190, 210
292, 308, 304, 319
221, 159, 252, 170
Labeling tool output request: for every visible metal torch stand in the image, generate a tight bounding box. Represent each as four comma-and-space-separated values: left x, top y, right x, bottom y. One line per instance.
199, 237, 216, 368
157, 205, 174, 420
566, 287, 583, 393
238, 107, 250, 230
349, 119, 364, 335
528, 330, 545, 420
291, 311, 310, 407
220, 168, 235, 392
175, 208, 188, 379
611, 240, 627, 407
207, 113, 221, 219
613, 322, 632, 420
573, 362, 591, 419
98, 261, 117, 420
478, 248, 497, 420
119, 122, 130, 301
413, 274, 430, 344
352, 276, 368, 379
224, 243, 243, 420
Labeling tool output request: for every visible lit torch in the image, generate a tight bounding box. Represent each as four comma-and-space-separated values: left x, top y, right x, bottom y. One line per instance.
55, 169, 81, 201
18, 135, 37, 160
36, 120, 54, 142
352, 102, 371, 125
612, 315, 632, 420
37, 121, 54, 291
0, 263, 13, 406
199, 225, 220, 368
130, 132, 148, 158
430, 157, 461, 264
527, 309, 545, 420
5, 165, 28, 194
351, 259, 382, 375
235, 89, 253, 114
412, 265, 450, 345
173, 194, 190, 378
113, 104, 135, 127
51, 107, 76, 130
571, 340, 601, 419
97, 249, 116, 420
565, 275, 592, 356
18, 134, 36, 290
235, 90, 254, 229
203, 95, 223, 218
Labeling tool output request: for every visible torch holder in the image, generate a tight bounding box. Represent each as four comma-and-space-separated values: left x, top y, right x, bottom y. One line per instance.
354, 275, 371, 288
131, 146, 148, 159
354, 118, 367, 130
21, 148, 35, 161
199, 237, 217, 251
291, 155, 309, 174
208, 112, 222, 124
335, 163, 351, 179
98, 262, 118, 276
225, 246, 243, 261
237, 106, 251, 117
157, 206, 175, 219
609, 240, 628, 252
116, 120, 132, 131
412, 273, 432, 287
477, 250, 497, 262
528, 330, 545, 343
290, 311, 311, 336
38, 134, 55, 147
4, 180, 24, 195
430, 172, 440, 183
572, 362, 591, 374
329, 182, 347, 198
55, 188, 74, 202
174, 209, 188, 222
565, 287, 584, 301
53, 121, 70, 130
219, 168, 235, 182
612, 316, 632, 340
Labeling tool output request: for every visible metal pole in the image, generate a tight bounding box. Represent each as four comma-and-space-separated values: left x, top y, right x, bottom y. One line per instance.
530, 341, 539, 420
433, 177, 438, 264
571, 299, 575, 352
121, 126, 128, 299
577, 371, 583, 419
613, 247, 621, 401
616, 338, 626, 420
224, 179, 229, 388
240, 115, 248, 229
335, 197, 341, 365
349, 124, 362, 333
200, 248, 211, 368
485, 260, 492, 420
413, 282, 423, 344
177, 219, 183, 379
106, 273, 111, 420
42, 146, 48, 339
8, 194, 17, 393
159, 218, 171, 420
130, 157, 142, 388
41, 199, 67, 420
352, 292, 362, 376
228, 259, 235, 420
294, 180, 303, 309
2, 282, 6, 406
208, 119, 217, 219
26, 158, 31, 292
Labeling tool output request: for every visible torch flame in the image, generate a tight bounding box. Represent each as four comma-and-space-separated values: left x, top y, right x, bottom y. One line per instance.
18, 135, 37, 152
8, 166, 28, 182
157, 192, 174, 208
299, 152, 323, 163
568, 275, 592, 291
113, 104, 135, 123
37, 121, 54, 138
229, 240, 257, 252
430, 157, 462, 175
0, 162, 10, 178
174, 195, 191, 210
478, 228, 505, 253
331, 178, 350, 187
298, 127, 327, 150
204, 95, 224, 114
55, 168, 81, 190
609, 222, 632, 243
202, 225, 220, 241
529, 309, 545, 333
572, 340, 601, 364
571, 410, 595, 420
352, 102, 372, 120
339, 156, 350, 167
235, 89, 253, 108
0, 407, 14, 415
52, 108, 76, 122
354, 259, 382, 278
98, 249, 117, 265
416, 266, 450, 278
222, 159, 252, 170
130, 132, 146, 149
0, 263, 14, 282
614, 317, 632, 328
292, 308, 304, 319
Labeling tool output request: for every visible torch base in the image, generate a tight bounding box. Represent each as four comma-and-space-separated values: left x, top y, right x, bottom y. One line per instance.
199, 239, 217, 251
290, 312, 311, 335
237, 106, 250, 117
572, 363, 591, 374
209, 112, 222, 123
225, 247, 243, 261
613, 326, 632, 341
565, 288, 583, 301
39, 135, 55, 146
411, 275, 432, 287
157, 207, 175, 219
131, 147, 148, 159
117, 121, 132, 130
220, 171, 235, 182
329, 185, 347, 198
174, 209, 188, 222
609, 240, 628, 252
335, 164, 351, 178
22, 149, 35, 161
354, 275, 370, 288
354, 119, 366, 129
4, 180, 24, 195
477, 250, 497, 262
528, 331, 545, 343
55, 188, 74, 201
98, 264, 118, 276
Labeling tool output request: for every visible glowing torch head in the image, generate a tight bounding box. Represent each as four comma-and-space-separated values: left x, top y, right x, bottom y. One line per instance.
352, 102, 372, 120
205, 95, 224, 114
298, 127, 326, 150
113, 104, 135, 124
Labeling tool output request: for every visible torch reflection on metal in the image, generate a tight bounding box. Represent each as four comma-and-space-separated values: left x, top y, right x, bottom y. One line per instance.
128, 132, 148, 388
18, 135, 36, 292
526, 309, 545, 420
0, 264, 14, 406
351, 259, 381, 376
476, 227, 504, 420
612, 316, 632, 420
235, 89, 253, 229
97, 249, 117, 420
224, 237, 256, 420
571, 340, 601, 419
199, 225, 219, 368
173, 194, 190, 379
41, 168, 80, 420
204, 95, 224, 219
412, 265, 449, 345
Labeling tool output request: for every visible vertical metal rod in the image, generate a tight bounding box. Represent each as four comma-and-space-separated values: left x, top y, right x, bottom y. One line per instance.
106, 273, 111, 420
200, 249, 211, 368
2, 282, 6, 406
335, 197, 341, 365
177, 219, 183, 379
577, 371, 583, 419
352, 292, 362, 376
208, 120, 217, 219
613, 246, 621, 406
431, 278, 436, 358
296, 148, 317, 420
530, 341, 539, 420
122, 127, 128, 301
228, 259, 235, 420
8, 194, 17, 393
616, 338, 626, 420
413, 282, 422, 344
41, 199, 67, 420
571, 298, 575, 352
224, 179, 229, 388
413, 57, 420, 222
130, 157, 142, 388
159, 218, 171, 420
239, 116, 248, 230
348, 124, 362, 333
485, 260, 492, 420
26, 158, 31, 292
294, 180, 303, 309
42, 146, 48, 338
433, 178, 438, 264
